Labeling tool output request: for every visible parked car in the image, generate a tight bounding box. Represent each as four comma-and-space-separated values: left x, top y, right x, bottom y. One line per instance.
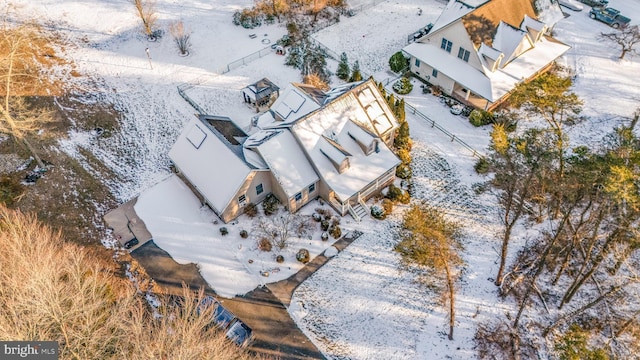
589, 7, 631, 29
559, 0, 584, 11
197, 296, 254, 348
578, 0, 608, 8
124, 237, 139, 249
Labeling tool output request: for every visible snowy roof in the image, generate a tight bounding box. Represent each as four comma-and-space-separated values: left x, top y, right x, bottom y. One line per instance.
534, 0, 565, 28
461, 0, 537, 47
521, 15, 546, 43
266, 84, 320, 126
493, 21, 532, 66
404, 35, 570, 102
429, 0, 475, 34
168, 117, 253, 213
292, 96, 400, 202
242, 77, 279, 100
252, 130, 319, 198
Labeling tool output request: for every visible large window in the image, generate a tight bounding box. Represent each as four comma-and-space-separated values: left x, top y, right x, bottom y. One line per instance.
441, 38, 452, 53
457, 47, 470, 62
256, 184, 263, 195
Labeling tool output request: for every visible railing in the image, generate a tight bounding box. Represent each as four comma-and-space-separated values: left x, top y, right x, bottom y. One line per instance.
177, 84, 206, 115
347, 203, 361, 222
405, 102, 484, 159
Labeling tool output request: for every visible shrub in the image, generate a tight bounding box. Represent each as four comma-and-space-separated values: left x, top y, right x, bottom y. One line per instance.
396, 163, 412, 179
244, 203, 258, 217
370, 205, 385, 219
431, 85, 442, 97
382, 198, 394, 214
386, 184, 410, 204
336, 52, 350, 80
219, 227, 228, 236
296, 248, 310, 263
474, 157, 490, 174
330, 225, 342, 239
349, 60, 362, 82
276, 255, 284, 263
392, 77, 413, 94
262, 194, 280, 216
321, 232, 329, 241
312, 213, 322, 222
389, 51, 409, 73
469, 109, 494, 127
396, 148, 411, 164
258, 237, 272, 251
240, 229, 249, 238
320, 219, 330, 231
0, 175, 24, 206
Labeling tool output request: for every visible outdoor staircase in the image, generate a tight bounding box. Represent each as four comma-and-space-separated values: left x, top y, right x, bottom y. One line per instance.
349, 203, 368, 222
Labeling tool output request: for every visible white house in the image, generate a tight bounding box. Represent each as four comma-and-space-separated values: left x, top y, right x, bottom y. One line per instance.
170, 79, 400, 223
403, 0, 570, 111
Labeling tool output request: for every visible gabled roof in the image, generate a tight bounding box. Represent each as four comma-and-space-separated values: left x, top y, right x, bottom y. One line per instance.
429, 0, 475, 34
250, 130, 319, 198
291, 84, 400, 201
461, 0, 536, 47
169, 116, 254, 213
493, 21, 533, 66
262, 84, 320, 127
242, 78, 279, 100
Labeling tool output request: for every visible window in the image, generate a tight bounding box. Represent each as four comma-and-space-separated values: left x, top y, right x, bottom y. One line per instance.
441, 38, 452, 53
415, 58, 420, 67
457, 47, 470, 62
238, 194, 246, 204
432, 69, 438, 78
308, 183, 316, 193
295, 192, 302, 202
256, 184, 263, 195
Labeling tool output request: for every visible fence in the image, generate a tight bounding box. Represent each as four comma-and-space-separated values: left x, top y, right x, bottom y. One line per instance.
405, 102, 484, 159
215, 45, 274, 74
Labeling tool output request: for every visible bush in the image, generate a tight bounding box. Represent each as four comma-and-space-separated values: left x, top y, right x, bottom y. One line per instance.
296, 248, 310, 263
219, 227, 228, 236
244, 203, 258, 217
240, 229, 249, 238
392, 77, 413, 94
389, 51, 409, 73
258, 237, 272, 251
0, 175, 24, 206
386, 184, 410, 204
382, 198, 394, 214
431, 85, 442, 97
474, 157, 490, 174
396, 163, 412, 179
321, 232, 329, 241
262, 194, 280, 216
312, 213, 322, 222
320, 219, 330, 231
396, 148, 412, 164
469, 109, 494, 127
276, 254, 284, 263
370, 205, 385, 219
329, 225, 342, 239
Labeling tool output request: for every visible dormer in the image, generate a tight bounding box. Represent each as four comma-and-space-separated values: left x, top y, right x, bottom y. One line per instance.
346, 120, 379, 156
320, 135, 351, 173
478, 43, 504, 72
520, 15, 547, 44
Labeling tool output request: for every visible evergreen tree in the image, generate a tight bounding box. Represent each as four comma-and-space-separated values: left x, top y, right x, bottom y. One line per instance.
336, 52, 350, 80
349, 60, 362, 82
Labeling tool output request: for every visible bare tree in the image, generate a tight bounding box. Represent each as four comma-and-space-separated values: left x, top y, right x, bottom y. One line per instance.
600, 25, 640, 60
0, 19, 60, 168
132, 0, 157, 40
169, 21, 191, 56
255, 213, 313, 249
396, 203, 463, 340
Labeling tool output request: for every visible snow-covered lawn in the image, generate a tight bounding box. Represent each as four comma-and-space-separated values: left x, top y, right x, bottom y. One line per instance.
10, 0, 640, 358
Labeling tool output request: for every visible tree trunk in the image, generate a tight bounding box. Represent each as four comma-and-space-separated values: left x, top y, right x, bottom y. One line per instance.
620, 48, 627, 59
23, 137, 46, 169
444, 261, 455, 340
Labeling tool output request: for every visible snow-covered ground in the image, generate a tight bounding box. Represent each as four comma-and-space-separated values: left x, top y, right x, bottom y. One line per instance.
10, 0, 640, 358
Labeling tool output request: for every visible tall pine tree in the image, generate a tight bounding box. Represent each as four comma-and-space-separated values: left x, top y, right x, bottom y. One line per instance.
336, 52, 350, 80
